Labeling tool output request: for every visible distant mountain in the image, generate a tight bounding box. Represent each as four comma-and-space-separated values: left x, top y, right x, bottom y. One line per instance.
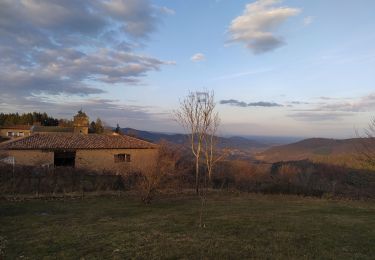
257, 137, 370, 168
239, 135, 304, 145
121, 128, 268, 150
121, 128, 187, 144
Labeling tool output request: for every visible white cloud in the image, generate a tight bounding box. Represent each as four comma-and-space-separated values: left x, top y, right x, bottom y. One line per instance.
101, 0, 158, 38
191, 53, 206, 62
287, 93, 375, 122
228, 0, 300, 54
159, 6, 175, 15
303, 16, 314, 26
318, 93, 375, 112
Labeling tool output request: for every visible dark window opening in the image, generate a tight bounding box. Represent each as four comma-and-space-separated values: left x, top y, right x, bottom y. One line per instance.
54, 151, 76, 167
114, 153, 130, 163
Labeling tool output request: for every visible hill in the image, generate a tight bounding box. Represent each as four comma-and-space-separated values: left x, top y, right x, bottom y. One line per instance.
121, 128, 268, 152
257, 137, 371, 168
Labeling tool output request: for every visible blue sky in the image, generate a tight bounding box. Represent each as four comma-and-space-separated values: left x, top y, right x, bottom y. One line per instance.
0, 0, 374, 138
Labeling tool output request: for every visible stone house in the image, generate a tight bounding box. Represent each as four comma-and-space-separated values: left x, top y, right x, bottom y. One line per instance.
0, 110, 159, 174
0, 125, 32, 139
0, 133, 158, 174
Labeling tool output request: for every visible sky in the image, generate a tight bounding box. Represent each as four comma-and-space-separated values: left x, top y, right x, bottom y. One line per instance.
0, 0, 374, 138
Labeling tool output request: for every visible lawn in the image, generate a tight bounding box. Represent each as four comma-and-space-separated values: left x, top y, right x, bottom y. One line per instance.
0, 192, 374, 259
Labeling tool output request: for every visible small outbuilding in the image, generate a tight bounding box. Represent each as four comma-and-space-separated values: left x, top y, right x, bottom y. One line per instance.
0, 133, 158, 174
0, 125, 32, 139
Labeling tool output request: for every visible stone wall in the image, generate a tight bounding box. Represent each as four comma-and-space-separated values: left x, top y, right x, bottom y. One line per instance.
76, 149, 158, 174
7, 150, 54, 166
5, 148, 158, 174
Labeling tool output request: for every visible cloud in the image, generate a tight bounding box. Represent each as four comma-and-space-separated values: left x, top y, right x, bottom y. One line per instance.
101, 0, 159, 38
287, 93, 375, 122
288, 101, 310, 105
248, 101, 283, 107
295, 94, 375, 113
0, 48, 175, 96
228, 0, 300, 54
317, 94, 375, 112
0, 0, 174, 105
220, 99, 283, 107
303, 16, 314, 26
220, 99, 248, 107
191, 53, 206, 62
159, 6, 176, 15
288, 112, 353, 122
319, 96, 335, 100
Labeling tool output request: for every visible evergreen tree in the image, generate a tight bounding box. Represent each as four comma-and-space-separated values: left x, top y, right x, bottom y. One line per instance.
114, 123, 122, 134
95, 118, 104, 134
89, 121, 96, 133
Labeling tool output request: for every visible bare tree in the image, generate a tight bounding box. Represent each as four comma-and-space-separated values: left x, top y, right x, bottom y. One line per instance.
356, 117, 375, 169
174, 91, 218, 194
204, 112, 224, 182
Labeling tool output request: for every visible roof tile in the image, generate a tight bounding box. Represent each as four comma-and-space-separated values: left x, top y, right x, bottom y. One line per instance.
0, 134, 157, 150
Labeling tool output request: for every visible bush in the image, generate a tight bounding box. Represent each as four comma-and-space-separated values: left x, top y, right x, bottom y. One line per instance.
211, 159, 375, 199
1, 157, 374, 200
0, 163, 127, 196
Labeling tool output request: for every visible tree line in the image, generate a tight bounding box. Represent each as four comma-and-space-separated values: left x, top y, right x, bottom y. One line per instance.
0, 112, 59, 126
0, 112, 110, 134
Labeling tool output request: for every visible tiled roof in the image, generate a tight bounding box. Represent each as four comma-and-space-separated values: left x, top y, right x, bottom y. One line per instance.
0, 134, 157, 150
0, 125, 32, 130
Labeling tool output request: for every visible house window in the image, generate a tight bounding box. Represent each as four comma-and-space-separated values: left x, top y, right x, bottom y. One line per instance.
19, 132, 24, 137
7, 132, 13, 137
114, 153, 131, 163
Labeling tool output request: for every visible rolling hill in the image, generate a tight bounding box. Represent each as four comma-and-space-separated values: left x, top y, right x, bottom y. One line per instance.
121, 128, 268, 151
258, 138, 359, 161
256, 137, 374, 169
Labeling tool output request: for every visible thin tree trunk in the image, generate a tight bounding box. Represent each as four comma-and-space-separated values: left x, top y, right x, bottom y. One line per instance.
195, 155, 199, 194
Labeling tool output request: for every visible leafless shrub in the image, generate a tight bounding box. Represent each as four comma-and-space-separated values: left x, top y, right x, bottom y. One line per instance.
137, 168, 162, 204
356, 117, 375, 169
212, 159, 375, 199
137, 141, 178, 204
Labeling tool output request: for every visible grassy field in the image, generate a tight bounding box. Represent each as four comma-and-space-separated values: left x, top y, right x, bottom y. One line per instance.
0, 193, 374, 259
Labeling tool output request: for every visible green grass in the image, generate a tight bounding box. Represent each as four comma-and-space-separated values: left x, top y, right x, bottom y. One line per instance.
1, 193, 374, 259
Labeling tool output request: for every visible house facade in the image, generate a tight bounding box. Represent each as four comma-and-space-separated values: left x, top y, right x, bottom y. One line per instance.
0, 125, 32, 139
0, 134, 158, 174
